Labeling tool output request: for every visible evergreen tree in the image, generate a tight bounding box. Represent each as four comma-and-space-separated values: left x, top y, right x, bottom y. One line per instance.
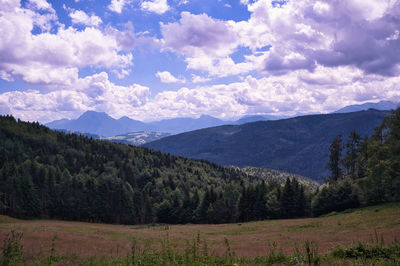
327, 135, 343, 182
342, 130, 361, 179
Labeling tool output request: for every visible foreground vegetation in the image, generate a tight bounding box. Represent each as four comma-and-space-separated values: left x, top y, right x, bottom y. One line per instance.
2, 231, 400, 265
0, 203, 399, 265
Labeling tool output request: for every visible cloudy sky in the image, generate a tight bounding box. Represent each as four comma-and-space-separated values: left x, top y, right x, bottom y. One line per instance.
0, 0, 399, 123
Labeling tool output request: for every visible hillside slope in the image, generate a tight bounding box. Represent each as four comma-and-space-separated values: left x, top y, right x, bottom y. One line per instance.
145, 110, 389, 181
0, 115, 250, 224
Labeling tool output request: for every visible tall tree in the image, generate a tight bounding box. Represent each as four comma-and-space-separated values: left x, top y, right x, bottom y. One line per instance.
327, 134, 343, 182
342, 130, 361, 179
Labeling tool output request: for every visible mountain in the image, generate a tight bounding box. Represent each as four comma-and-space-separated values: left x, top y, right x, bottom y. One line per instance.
117, 116, 152, 132
46, 111, 278, 136
145, 110, 390, 182
46, 111, 151, 137
333, 100, 398, 113
150, 115, 227, 133
234, 115, 289, 124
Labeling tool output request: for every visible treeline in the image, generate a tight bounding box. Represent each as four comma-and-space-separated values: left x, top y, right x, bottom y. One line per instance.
312, 107, 400, 215
0, 107, 398, 225
0, 115, 311, 224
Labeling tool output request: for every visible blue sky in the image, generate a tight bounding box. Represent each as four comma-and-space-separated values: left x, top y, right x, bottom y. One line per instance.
0, 0, 399, 123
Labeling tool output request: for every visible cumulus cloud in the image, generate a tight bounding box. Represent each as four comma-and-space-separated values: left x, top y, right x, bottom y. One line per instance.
0, 72, 150, 122
239, 0, 400, 76
160, 12, 260, 77
108, 0, 131, 13
0, 101, 10, 115
27, 0, 54, 12
141, 0, 169, 15
161, 12, 238, 58
191, 74, 211, 83
1, 0, 399, 123
156, 71, 185, 83
69, 9, 102, 27
159, 0, 400, 78
0, 0, 134, 85
2, 65, 399, 123
144, 66, 400, 120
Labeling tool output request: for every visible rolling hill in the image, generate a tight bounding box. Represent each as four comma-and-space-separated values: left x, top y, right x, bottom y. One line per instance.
145, 110, 390, 182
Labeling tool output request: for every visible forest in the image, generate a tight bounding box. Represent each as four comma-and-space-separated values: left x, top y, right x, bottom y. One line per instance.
0, 108, 399, 225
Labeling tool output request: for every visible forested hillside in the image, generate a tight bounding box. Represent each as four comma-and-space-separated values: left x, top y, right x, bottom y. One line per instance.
145, 110, 389, 182
242, 167, 319, 188
0, 108, 399, 225
0, 116, 312, 224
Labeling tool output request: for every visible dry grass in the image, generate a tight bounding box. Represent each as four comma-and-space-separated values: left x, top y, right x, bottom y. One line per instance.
1, 203, 399, 260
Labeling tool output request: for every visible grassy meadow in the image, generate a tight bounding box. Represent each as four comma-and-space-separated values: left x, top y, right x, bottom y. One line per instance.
1, 203, 400, 265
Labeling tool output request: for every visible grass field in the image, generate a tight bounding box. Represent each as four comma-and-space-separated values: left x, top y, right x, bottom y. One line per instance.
1, 203, 400, 265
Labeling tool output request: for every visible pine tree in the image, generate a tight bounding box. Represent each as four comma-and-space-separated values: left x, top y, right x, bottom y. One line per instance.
327, 134, 343, 182
342, 130, 361, 179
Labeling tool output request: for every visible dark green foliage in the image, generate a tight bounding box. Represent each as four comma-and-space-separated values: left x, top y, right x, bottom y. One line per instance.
0, 115, 313, 224
313, 108, 400, 216
312, 178, 360, 216
342, 130, 361, 179
3, 108, 398, 224
332, 241, 400, 260
327, 134, 343, 182
1, 230, 23, 266
0, 115, 250, 224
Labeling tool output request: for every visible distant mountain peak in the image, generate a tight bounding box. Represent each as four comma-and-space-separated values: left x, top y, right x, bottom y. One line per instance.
333, 100, 398, 114
118, 115, 136, 122
199, 114, 214, 118
79, 110, 111, 119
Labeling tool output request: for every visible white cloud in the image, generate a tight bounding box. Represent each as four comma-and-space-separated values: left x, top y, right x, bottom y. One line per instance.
0, 72, 150, 123
191, 74, 211, 83
156, 71, 185, 83
160, 0, 400, 78
141, 0, 169, 15
143, 66, 400, 120
69, 9, 102, 27
160, 12, 259, 77
238, 0, 400, 76
0, 1, 134, 85
1, 0, 400, 124
161, 12, 238, 58
27, 0, 54, 12
108, 0, 131, 14
3, 65, 399, 123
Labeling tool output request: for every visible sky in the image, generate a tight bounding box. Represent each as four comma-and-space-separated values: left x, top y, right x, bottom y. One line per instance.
0, 0, 399, 123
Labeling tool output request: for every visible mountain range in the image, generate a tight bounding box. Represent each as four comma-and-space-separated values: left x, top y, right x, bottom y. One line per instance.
145, 109, 391, 182
46, 100, 398, 137
45, 111, 283, 136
